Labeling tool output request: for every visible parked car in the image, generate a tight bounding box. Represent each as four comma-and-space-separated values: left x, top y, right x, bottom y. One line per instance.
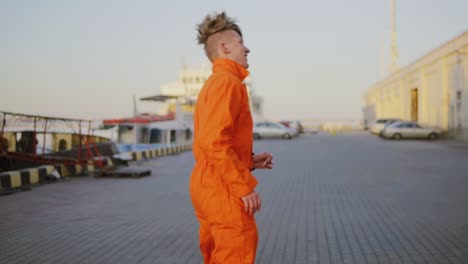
370, 118, 401, 135
381, 121, 442, 140
253, 122, 296, 140
279, 120, 303, 134
379, 119, 402, 137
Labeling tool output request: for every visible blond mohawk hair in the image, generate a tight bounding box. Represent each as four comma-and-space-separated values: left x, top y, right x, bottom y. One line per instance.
196, 11, 242, 45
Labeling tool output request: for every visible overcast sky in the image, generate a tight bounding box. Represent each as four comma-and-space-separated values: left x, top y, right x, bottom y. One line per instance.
1, 0, 467, 121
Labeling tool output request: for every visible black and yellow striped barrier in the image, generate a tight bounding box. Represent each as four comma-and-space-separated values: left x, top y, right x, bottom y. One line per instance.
124, 143, 192, 162
0, 165, 58, 191
53, 161, 104, 177
45, 156, 116, 178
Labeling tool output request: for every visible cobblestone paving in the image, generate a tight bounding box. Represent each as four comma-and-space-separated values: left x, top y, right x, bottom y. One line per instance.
1, 133, 468, 264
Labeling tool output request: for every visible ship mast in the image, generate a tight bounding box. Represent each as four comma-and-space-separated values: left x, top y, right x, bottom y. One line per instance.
389, 0, 399, 73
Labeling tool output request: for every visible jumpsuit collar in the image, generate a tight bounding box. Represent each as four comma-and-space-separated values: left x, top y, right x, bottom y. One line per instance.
212, 58, 250, 81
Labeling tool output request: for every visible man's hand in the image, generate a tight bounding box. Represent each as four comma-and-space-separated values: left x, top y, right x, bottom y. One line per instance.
253, 152, 273, 169
241, 191, 261, 215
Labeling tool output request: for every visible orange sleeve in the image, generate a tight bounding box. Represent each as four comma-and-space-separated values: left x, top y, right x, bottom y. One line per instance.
201, 77, 257, 198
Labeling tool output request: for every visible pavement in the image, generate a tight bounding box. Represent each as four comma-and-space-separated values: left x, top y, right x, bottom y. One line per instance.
1, 133, 468, 264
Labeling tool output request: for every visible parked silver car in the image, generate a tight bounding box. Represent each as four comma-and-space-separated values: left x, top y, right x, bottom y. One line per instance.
253, 122, 296, 140
381, 121, 442, 140
370, 118, 401, 135
280, 120, 303, 134
377, 119, 403, 137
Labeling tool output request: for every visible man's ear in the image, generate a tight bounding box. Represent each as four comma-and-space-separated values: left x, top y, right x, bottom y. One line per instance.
220, 42, 230, 55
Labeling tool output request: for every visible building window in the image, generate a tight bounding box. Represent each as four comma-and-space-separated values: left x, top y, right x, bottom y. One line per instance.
58, 139, 67, 151
185, 129, 192, 140
1, 137, 8, 152
150, 129, 162, 144
170, 130, 176, 143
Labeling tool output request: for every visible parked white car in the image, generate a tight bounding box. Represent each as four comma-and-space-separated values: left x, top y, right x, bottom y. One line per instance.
370, 118, 401, 135
279, 120, 303, 134
381, 121, 442, 140
253, 122, 296, 140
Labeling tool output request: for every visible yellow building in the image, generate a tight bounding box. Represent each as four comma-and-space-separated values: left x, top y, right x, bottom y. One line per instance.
363, 31, 468, 140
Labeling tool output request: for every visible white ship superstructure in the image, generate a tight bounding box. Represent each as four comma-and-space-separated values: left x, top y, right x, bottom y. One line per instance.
157, 62, 264, 121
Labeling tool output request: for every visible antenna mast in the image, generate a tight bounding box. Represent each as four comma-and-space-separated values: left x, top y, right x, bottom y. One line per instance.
389, 0, 399, 73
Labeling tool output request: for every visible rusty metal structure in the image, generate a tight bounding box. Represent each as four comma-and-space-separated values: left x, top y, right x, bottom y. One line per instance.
0, 111, 108, 171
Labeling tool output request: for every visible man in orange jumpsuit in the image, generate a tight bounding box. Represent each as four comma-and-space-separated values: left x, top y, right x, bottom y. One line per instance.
190, 12, 274, 264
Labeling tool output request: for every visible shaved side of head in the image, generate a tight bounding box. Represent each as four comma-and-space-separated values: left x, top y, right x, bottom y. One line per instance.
196, 12, 242, 61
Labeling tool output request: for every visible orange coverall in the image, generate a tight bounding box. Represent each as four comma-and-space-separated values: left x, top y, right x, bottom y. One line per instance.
190, 58, 258, 264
